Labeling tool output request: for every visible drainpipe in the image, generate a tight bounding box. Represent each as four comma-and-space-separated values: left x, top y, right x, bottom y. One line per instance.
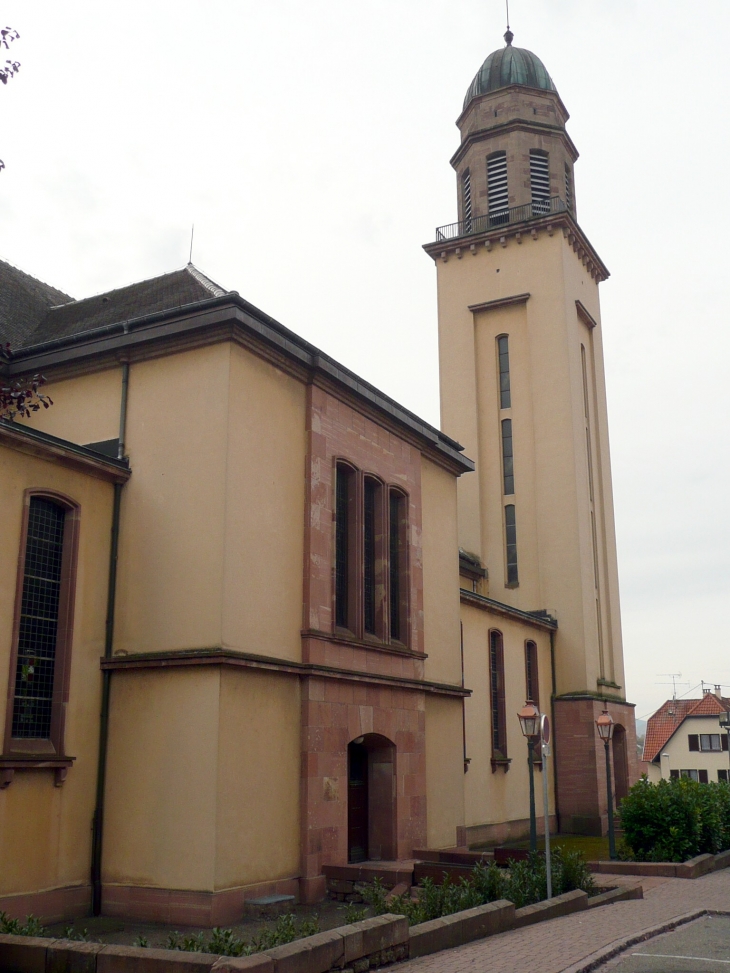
549, 628, 560, 834
91, 362, 128, 915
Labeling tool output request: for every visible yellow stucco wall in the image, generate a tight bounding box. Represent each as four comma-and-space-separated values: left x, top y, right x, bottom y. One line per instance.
103, 668, 220, 890
461, 605, 554, 829
17, 366, 123, 447
421, 457, 461, 686
425, 695, 465, 848
221, 346, 306, 662
215, 669, 300, 889
0, 447, 113, 896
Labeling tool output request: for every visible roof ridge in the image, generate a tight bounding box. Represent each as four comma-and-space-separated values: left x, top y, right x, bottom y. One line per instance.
47, 266, 204, 310
185, 263, 227, 298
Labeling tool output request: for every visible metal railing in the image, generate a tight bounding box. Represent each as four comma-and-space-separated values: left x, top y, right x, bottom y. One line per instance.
435, 196, 568, 242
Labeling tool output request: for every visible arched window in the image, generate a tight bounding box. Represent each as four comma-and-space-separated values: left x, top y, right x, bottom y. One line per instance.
525, 640, 539, 706
529, 150, 550, 214
5, 492, 79, 757
335, 463, 356, 631
363, 476, 384, 637
462, 169, 472, 232
489, 630, 507, 763
487, 152, 508, 226
501, 418, 514, 495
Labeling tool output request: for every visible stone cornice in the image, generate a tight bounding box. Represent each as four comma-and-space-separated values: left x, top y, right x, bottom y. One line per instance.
0, 419, 131, 483
424, 214, 610, 284
450, 115, 579, 170
101, 648, 471, 698
468, 293, 531, 314
459, 589, 557, 631
575, 300, 599, 329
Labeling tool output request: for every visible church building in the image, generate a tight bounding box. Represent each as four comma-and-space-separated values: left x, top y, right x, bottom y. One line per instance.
0, 31, 637, 924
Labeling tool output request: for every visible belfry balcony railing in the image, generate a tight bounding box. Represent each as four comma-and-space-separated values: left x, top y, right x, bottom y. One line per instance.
435, 195, 568, 242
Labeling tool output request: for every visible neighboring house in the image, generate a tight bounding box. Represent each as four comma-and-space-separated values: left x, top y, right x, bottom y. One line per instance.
643, 691, 730, 783
0, 27, 637, 925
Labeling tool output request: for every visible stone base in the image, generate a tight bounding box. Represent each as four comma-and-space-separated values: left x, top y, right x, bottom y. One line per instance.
0, 883, 90, 924
456, 814, 558, 849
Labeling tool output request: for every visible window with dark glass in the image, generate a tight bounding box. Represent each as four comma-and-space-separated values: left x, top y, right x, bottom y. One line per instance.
487, 152, 508, 226
489, 630, 507, 760
363, 478, 379, 636
505, 504, 518, 586
389, 490, 407, 643
719, 769, 729, 782
335, 464, 354, 630
501, 418, 514, 495
497, 335, 511, 410
529, 150, 550, 214
670, 769, 679, 779
525, 640, 539, 707
462, 169, 472, 232
700, 734, 722, 752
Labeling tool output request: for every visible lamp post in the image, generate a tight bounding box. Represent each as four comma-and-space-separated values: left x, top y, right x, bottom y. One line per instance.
518, 701, 541, 853
596, 709, 617, 860
719, 710, 730, 780
540, 713, 552, 899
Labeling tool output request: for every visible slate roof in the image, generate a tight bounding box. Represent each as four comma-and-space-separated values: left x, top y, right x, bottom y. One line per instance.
0, 259, 73, 348
0, 261, 227, 350
643, 693, 730, 763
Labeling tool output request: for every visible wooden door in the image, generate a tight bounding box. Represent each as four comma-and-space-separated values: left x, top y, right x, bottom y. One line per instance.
348, 742, 368, 863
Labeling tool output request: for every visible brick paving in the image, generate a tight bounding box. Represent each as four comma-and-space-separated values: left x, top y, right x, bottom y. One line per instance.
390, 868, 730, 973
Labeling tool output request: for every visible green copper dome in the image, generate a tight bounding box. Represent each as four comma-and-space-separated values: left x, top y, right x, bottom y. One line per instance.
463, 31, 556, 111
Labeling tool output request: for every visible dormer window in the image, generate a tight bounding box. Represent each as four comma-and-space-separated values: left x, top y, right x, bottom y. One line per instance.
530, 150, 550, 215
487, 152, 508, 226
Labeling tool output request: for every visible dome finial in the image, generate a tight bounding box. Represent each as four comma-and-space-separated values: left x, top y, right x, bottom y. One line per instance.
504, 0, 513, 44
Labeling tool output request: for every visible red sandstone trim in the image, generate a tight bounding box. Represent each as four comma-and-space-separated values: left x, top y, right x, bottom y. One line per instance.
0, 883, 90, 923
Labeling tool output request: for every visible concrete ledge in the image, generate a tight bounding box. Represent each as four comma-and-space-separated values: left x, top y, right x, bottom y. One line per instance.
412, 862, 475, 886
97, 944, 218, 971
265, 928, 343, 973
47, 940, 104, 973
210, 958, 274, 972
586, 884, 643, 909
590, 849, 730, 880
341, 913, 408, 962
411, 849, 493, 866
676, 854, 715, 879
409, 900, 514, 958
513, 889, 588, 928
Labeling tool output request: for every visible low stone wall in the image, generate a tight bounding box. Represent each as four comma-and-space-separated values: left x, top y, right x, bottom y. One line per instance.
589, 849, 730, 880
0, 884, 647, 973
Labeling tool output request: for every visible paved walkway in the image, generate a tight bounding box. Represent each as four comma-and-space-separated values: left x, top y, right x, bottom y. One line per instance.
391, 868, 730, 973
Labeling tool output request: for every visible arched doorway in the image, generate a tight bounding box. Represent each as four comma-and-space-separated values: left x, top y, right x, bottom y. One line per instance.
347, 734, 396, 863
612, 724, 629, 803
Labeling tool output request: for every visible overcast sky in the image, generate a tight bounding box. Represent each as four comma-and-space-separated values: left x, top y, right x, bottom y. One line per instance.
2, 1, 729, 723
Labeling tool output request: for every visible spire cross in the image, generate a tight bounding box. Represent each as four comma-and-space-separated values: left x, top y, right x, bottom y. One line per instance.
504, 0, 513, 45
506, 0, 510, 30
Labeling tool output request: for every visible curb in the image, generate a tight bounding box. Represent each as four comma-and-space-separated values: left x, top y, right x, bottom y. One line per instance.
560, 909, 710, 973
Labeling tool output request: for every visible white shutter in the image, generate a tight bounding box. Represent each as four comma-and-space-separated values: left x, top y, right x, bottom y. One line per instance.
487, 153, 508, 225
530, 151, 550, 214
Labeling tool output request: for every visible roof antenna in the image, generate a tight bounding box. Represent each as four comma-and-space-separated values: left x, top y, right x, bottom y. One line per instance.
188, 224, 195, 266
504, 0, 514, 45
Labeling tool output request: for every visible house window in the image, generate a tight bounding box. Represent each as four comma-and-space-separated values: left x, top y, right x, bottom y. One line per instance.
462, 169, 472, 232
389, 490, 408, 643
363, 477, 385, 638
497, 335, 511, 410
525, 641, 539, 706
487, 152, 508, 226
6, 493, 79, 756
700, 734, 722, 752
501, 418, 514, 495
680, 769, 699, 781
688, 734, 699, 752
530, 150, 550, 215
489, 631, 507, 761
335, 463, 355, 630
505, 504, 518, 586
719, 770, 728, 782
699, 769, 709, 784
669, 769, 679, 779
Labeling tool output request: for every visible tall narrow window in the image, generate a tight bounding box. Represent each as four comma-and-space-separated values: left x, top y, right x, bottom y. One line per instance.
487, 152, 508, 226
501, 418, 514, 495
505, 504, 518, 586
363, 478, 379, 636
335, 464, 354, 630
565, 163, 573, 213
525, 640, 539, 706
462, 169, 472, 232
497, 335, 511, 409
489, 631, 507, 760
389, 490, 407, 643
11, 499, 66, 740
530, 150, 550, 215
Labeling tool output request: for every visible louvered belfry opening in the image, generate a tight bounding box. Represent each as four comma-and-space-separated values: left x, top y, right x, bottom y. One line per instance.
487, 152, 508, 226
462, 169, 472, 232
529, 150, 550, 214
12, 498, 66, 739
565, 163, 574, 213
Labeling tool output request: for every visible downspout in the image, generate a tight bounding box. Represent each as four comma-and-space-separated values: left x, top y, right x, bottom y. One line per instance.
549, 628, 560, 834
91, 361, 128, 915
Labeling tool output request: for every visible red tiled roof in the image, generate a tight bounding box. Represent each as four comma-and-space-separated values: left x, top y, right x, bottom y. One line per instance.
643, 694, 730, 762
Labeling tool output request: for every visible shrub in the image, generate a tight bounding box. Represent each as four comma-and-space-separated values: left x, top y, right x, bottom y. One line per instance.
165, 914, 320, 956
0, 912, 45, 936
620, 776, 730, 862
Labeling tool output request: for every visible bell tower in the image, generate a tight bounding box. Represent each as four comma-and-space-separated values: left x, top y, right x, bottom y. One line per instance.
426, 32, 637, 834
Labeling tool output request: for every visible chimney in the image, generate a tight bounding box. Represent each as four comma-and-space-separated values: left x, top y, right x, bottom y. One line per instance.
715, 685, 722, 699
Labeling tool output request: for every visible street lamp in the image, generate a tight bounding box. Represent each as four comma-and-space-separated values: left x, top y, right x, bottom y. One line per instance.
595, 709, 617, 860
518, 700, 541, 853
